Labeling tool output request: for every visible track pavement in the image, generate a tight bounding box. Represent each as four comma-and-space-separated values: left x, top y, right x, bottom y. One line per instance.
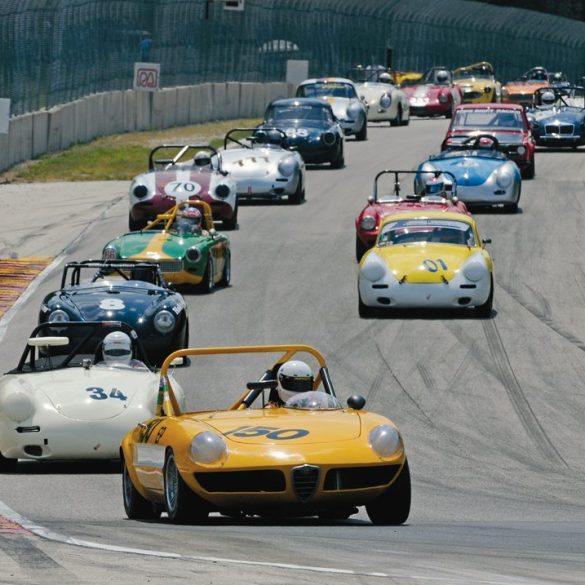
0, 120, 584, 584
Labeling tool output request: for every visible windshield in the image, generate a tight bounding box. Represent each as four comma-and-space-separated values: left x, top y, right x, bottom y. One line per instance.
423, 69, 452, 85
266, 104, 333, 123
285, 391, 343, 410
297, 82, 357, 99
378, 219, 476, 247
452, 109, 525, 130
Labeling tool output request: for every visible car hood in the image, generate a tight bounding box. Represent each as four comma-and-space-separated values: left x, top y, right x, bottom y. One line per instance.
317, 96, 352, 119
198, 408, 362, 444
530, 110, 585, 124
372, 245, 476, 283
425, 157, 503, 186
110, 231, 208, 260
403, 84, 444, 99
220, 147, 285, 176
503, 81, 548, 94
1, 369, 157, 421
133, 169, 213, 198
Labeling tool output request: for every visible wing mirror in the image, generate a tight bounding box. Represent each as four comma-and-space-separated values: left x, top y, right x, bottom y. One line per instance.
482, 238, 492, 245
27, 336, 69, 347
209, 228, 218, 238
367, 195, 375, 204
347, 395, 366, 410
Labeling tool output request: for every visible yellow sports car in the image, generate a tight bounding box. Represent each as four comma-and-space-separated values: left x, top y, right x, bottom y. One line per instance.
453, 62, 501, 103
358, 211, 494, 317
121, 345, 410, 525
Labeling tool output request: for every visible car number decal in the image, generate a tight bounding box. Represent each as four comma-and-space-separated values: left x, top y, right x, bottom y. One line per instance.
99, 299, 125, 310
224, 425, 309, 440
285, 128, 309, 138
85, 387, 128, 401
423, 258, 448, 272
164, 181, 202, 197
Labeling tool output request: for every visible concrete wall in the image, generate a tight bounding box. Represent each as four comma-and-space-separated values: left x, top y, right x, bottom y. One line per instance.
1, 81, 294, 173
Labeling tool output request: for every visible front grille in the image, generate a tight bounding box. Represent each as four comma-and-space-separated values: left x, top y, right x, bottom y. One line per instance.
194, 470, 285, 493
292, 465, 319, 502
323, 465, 400, 490
157, 260, 182, 273
545, 124, 574, 135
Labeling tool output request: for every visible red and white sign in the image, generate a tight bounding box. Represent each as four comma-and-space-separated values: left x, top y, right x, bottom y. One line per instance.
134, 63, 160, 92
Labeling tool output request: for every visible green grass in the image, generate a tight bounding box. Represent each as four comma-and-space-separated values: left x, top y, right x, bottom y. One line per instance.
2, 118, 260, 183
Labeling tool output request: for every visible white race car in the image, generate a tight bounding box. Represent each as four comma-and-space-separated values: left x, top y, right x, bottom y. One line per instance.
0, 321, 185, 470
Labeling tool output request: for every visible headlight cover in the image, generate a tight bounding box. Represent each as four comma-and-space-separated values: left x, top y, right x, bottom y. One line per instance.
439, 92, 449, 103
495, 165, 514, 188
369, 424, 401, 458
277, 156, 298, 177
360, 256, 386, 281
49, 309, 70, 323
517, 145, 527, 155
186, 247, 201, 263
462, 255, 488, 282
379, 94, 391, 109
154, 310, 176, 333
102, 246, 117, 260
360, 216, 377, 231
347, 102, 362, 120
133, 185, 148, 199
190, 431, 228, 464
0, 391, 35, 422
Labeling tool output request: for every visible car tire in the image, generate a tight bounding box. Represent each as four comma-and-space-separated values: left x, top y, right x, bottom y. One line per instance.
358, 293, 378, 318
223, 203, 238, 230
288, 177, 303, 205
366, 459, 411, 526
122, 459, 160, 520
522, 157, 535, 179
0, 452, 17, 472
401, 109, 410, 126
164, 450, 209, 524
218, 253, 231, 287
200, 260, 214, 293
390, 105, 402, 127
319, 507, 357, 521
475, 277, 494, 318
356, 118, 368, 141
445, 106, 453, 119
355, 237, 368, 263
504, 202, 519, 213
330, 143, 345, 169
129, 213, 147, 231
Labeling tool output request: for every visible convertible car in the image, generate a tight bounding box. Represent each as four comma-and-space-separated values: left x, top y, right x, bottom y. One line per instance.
295, 77, 368, 140
129, 145, 238, 231
416, 135, 522, 212
526, 86, 585, 148
453, 62, 501, 104
263, 98, 345, 167
39, 260, 188, 366
355, 169, 469, 262
501, 66, 550, 106
0, 321, 185, 470
219, 128, 306, 203
103, 200, 230, 290
358, 211, 493, 317
401, 66, 462, 118
442, 103, 535, 178
121, 345, 410, 525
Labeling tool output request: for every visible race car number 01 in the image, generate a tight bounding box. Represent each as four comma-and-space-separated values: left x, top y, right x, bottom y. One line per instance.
423, 258, 448, 272
224, 425, 309, 440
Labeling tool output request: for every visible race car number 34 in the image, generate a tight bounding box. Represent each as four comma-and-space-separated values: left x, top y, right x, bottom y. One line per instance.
224, 426, 309, 440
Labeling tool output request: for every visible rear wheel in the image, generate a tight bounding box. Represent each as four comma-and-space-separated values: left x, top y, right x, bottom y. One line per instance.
122, 459, 160, 519
218, 253, 231, 287
366, 459, 411, 525
0, 452, 17, 472
223, 204, 238, 230
390, 105, 402, 127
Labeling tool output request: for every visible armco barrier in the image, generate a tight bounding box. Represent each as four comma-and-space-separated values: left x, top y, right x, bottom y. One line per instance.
0, 82, 294, 174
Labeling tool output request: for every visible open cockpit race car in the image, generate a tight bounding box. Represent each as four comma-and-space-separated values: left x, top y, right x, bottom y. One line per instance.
501, 66, 550, 106
121, 345, 410, 525
416, 134, 522, 212
218, 128, 306, 203
0, 321, 185, 470
129, 144, 238, 231
355, 169, 468, 262
452, 62, 501, 104
103, 200, 230, 290
39, 260, 188, 366
526, 86, 585, 148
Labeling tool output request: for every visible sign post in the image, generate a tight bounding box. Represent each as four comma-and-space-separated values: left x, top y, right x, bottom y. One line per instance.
0, 99, 10, 134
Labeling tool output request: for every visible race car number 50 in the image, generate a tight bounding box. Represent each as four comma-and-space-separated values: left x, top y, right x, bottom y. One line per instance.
224, 425, 309, 440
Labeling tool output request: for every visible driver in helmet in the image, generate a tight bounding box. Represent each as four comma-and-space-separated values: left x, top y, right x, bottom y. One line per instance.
423, 176, 447, 199
174, 206, 206, 237
193, 150, 212, 169
539, 90, 556, 110
265, 360, 314, 407
378, 72, 393, 84
435, 70, 450, 85
97, 331, 146, 369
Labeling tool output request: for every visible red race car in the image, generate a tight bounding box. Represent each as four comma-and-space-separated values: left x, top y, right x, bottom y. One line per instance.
401, 66, 463, 118
128, 145, 238, 231
355, 170, 469, 262
441, 103, 536, 179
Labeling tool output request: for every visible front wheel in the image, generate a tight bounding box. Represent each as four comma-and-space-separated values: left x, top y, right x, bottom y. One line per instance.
218, 253, 231, 287
475, 277, 494, 318
200, 260, 214, 293
123, 460, 160, 520
330, 143, 345, 169
358, 293, 378, 318
366, 459, 411, 525
288, 177, 303, 205
355, 118, 368, 141
0, 452, 17, 472
522, 157, 535, 179
355, 237, 368, 263
223, 204, 238, 230
390, 105, 402, 127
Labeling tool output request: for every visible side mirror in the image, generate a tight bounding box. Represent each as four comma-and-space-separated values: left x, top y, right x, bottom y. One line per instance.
367, 195, 375, 204
209, 228, 218, 238
347, 395, 366, 410
482, 238, 492, 245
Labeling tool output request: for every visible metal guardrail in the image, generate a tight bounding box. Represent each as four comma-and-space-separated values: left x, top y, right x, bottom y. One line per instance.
2, 0, 585, 116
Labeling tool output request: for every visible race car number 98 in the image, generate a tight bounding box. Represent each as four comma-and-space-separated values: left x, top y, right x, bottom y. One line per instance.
164, 181, 202, 197
224, 425, 309, 440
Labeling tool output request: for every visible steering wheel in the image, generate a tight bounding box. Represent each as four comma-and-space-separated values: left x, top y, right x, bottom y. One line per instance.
462, 134, 500, 151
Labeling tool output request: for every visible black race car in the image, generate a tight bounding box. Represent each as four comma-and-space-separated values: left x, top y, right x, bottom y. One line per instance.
261, 98, 345, 168
38, 260, 188, 367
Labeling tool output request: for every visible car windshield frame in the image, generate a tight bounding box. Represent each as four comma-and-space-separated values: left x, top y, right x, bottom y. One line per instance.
452, 108, 526, 130
266, 104, 334, 124
297, 82, 357, 99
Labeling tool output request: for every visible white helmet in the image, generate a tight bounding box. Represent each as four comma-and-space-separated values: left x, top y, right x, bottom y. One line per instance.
193, 151, 212, 168
378, 72, 392, 84
277, 360, 314, 403
102, 331, 132, 365
540, 91, 556, 108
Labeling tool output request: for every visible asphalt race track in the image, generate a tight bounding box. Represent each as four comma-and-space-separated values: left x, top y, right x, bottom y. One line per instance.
1, 118, 585, 584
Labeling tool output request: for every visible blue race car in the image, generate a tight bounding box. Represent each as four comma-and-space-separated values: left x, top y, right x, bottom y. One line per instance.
415, 134, 521, 212
261, 98, 345, 168
39, 260, 188, 367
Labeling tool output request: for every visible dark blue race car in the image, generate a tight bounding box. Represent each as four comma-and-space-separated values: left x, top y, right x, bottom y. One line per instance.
261, 98, 345, 168
39, 260, 188, 367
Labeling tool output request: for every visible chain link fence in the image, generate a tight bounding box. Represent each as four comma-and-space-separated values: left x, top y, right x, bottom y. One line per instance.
3, 0, 585, 116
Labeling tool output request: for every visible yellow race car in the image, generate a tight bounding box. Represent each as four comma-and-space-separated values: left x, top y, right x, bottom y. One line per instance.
358, 210, 494, 317
121, 345, 410, 525
453, 62, 501, 103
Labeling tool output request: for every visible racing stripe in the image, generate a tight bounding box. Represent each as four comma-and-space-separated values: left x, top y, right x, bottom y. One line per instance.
129, 233, 174, 261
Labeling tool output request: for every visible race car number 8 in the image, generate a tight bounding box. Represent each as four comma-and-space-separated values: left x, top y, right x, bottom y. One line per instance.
99, 299, 125, 310
224, 425, 309, 440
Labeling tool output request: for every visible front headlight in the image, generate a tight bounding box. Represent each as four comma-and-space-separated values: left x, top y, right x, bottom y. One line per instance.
360, 256, 386, 281
49, 309, 69, 323
321, 131, 336, 146
277, 156, 298, 177
360, 216, 377, 231
439, 92, 449, 103
0, 391, 35, 422
133, 185, 148, 199
495, 166, 514, 188
102, 246, 117, 260
186, 247, 201, 263
369, 424, 401, 458
463, 256, 488, 282
154, 310, 176, 333
517, 145, 526, 155
190, 432, 228, 464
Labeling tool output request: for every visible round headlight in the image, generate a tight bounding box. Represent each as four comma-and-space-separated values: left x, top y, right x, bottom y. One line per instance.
321, 131, 336, 146
277, 156, 298, 177
0, 391, 35, 422
379, 94, 391, 109
186, 247, 201, 263
360, 257, 386, 281
215, 184, 231, 198
190, 432, 228, 464
102, 246, 117, 260
133, 185, 148, 199
154, 310, 176, 333
360, 216, 377, 231
369, 424, 401, 458
496, 168, 514, 189
49, 309, 69, 323
439, 93, 449, 103
517, 145, 526, 155
463, 258, 488, 282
